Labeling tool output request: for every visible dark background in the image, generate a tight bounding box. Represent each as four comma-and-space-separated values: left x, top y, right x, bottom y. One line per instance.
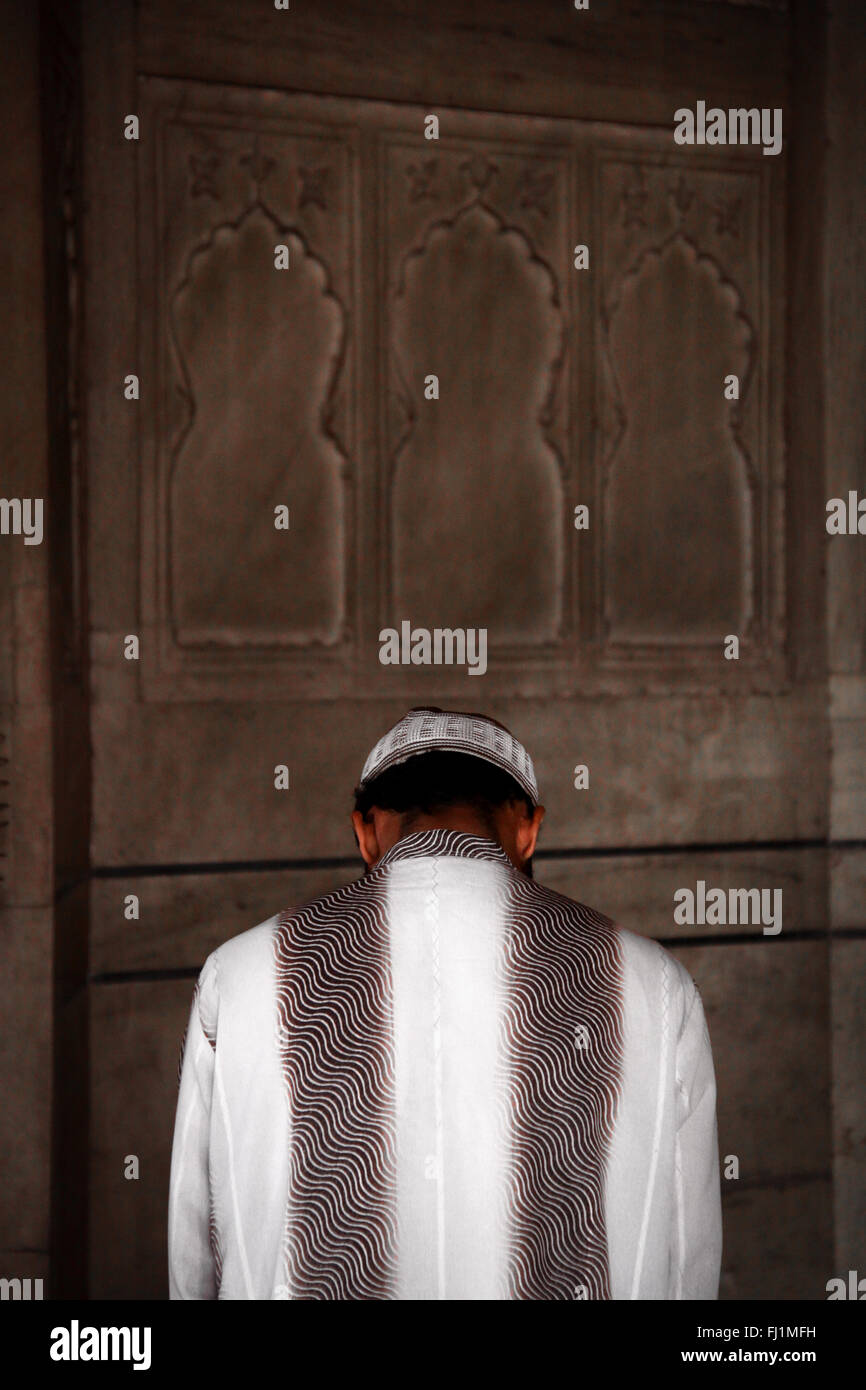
0, 0, 863, 1299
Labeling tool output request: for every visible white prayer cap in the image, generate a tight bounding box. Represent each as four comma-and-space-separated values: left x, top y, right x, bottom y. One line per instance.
359, 707, 539, 804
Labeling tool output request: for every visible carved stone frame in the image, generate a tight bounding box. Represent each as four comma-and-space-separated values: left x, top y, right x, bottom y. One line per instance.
136, 80, 787, 702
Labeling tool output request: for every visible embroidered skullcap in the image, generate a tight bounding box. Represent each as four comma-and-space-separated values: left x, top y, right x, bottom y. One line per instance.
359, 707, 539, 804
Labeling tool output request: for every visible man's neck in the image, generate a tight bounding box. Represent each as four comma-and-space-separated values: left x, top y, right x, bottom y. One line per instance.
398, 808, 498, 843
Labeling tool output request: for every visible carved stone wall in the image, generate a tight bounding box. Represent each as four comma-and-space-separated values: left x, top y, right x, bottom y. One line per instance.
77, 0, 848, 1308
139, 84, 358, 697
594, 143, 784, 676
136, 81, 786, 701
386, 144, 568, 644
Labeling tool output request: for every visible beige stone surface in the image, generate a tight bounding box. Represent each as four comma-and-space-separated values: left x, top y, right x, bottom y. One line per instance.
0, 1251, 50, 1298
90, 865, 359, 976
671, 943, 831, 1183
139, 0, 787, 126
90, 846, 826, 978
540, 848, 826, 943
830, 939, 866, 1276
79, 77, 792, 704
90, 690, 827, 868
0, 909, 53, 1252
720, 1180, 833, 1301
89, 979, 191, 1300
825, 0, 866, 681
829, 848, 866, 930
824, 0, 866, 1303
7, 704, 54, 909
68, 0, 858, 1308
830, 717, 866, 843
0, 0, 56, 1290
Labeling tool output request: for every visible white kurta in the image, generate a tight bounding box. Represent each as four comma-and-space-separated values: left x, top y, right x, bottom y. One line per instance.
169, 831, 721, 1300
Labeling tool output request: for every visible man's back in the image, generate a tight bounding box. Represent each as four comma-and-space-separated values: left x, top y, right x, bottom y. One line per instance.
169, 829, 721, 1300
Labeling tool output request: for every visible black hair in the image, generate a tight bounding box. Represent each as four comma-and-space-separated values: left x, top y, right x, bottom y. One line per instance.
353, 750, 534, 831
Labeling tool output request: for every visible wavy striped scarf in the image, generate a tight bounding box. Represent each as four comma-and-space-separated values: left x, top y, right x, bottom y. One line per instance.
274, 829, 623, 1299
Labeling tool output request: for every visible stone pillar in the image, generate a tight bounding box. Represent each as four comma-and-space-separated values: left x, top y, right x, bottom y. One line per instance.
824, 0, 866, 1286
0, 0, 56, 1298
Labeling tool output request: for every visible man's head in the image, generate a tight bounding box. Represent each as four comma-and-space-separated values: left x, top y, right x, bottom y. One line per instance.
352, 708, 544, 875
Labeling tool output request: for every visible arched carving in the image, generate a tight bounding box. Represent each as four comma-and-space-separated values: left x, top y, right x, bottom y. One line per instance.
389, 194, 566, 642
168, 204, 349, 646
602, 232, 756, 642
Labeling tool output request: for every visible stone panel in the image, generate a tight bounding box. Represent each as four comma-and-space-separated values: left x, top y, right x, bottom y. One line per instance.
90, 845, 826, 977
594, 138, 785, 678
0, 0, 58, 1289
824, 0, 866, 1295
89, 979, 191, 1299
672, 942, 831, 1184
829, 846, 866, 931
540, 846, 826, 943
91, 687, 826, 866
76, 0, 840, 1312
385, 141, 569, 644
829, 680, 866, 852
101, 78, 792, 701
830, 939, 866, 1276
0, 1251, 50, 1298
0, 909, 53, 1252
138, 77, 358, 700
720, 1180, 833, 1300
90, 864, 358, 976
138, 0, 788, 129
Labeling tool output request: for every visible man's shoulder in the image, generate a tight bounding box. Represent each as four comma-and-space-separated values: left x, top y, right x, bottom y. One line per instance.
203, 912, 282, 981
528, 873, 616, 929
612, 918, 700, 1030
531, 876, 696, 1004
209, 876, 367, 970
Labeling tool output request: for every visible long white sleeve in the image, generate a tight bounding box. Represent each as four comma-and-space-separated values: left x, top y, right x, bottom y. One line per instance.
672, 981, 722, 1298
168, 955, 219, 1300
